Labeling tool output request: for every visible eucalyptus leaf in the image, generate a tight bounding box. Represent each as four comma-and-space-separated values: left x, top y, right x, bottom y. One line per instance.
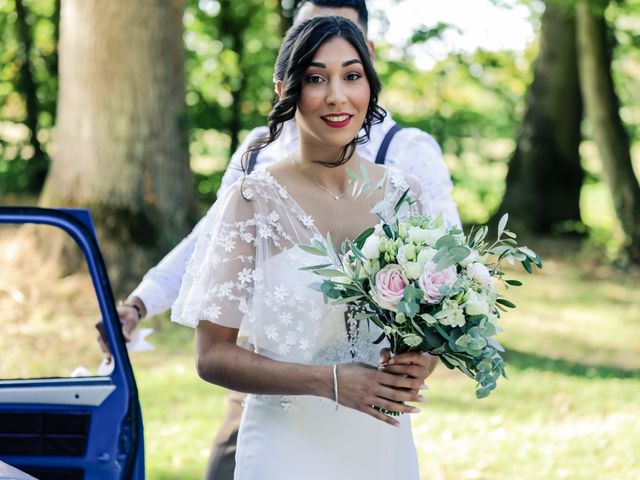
299, 263, 333, 271
497, 213, 509, 238
314, 268, 347, 278
299, 245, 327, 256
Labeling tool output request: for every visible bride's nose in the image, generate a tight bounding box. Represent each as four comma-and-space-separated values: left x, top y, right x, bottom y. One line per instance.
325, 80, 347, 106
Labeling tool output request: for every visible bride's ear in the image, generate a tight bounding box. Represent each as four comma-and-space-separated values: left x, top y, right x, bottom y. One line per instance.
275, 80, 283, 99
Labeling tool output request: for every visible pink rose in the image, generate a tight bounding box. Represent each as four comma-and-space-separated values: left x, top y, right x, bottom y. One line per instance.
418, 261, 458, 304
372, 264, 409, 311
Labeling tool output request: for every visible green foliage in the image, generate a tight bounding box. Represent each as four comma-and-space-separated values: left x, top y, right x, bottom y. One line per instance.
0, 0, 57, 194
184, 0, 280, 136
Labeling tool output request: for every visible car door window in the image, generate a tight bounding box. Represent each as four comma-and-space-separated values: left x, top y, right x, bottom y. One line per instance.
0, 224, 104, 380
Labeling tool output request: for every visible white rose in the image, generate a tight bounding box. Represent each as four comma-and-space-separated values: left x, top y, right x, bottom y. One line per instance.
466, 262, 492, 287
361, 235, 382, 259
403, 261, 423, 280
417, 247, 438, 268
460, 249, 480, 267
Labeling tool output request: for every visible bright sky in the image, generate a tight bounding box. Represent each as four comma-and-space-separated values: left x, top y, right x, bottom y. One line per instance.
368, 0, 538, 68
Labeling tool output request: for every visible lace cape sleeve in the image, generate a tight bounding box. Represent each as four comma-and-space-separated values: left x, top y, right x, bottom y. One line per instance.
171, 181, 261, 329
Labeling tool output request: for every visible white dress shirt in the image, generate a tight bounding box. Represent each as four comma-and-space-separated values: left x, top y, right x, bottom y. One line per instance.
131, 112, 460, 317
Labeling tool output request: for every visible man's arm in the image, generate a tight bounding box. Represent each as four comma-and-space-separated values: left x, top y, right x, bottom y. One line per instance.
386, 128, 461, 228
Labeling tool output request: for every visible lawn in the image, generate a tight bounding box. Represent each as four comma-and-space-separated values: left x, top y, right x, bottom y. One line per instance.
130, 239, 640, 480
1, 225, 639, 479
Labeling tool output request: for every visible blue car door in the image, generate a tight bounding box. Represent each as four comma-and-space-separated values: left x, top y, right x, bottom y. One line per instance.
0, 207, 144, 480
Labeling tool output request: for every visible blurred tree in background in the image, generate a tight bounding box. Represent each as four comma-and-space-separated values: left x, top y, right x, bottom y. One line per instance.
576, 0, 640, 262
39, 0, 193, 291
1, 0, 639, 283
491, 2, 583, 235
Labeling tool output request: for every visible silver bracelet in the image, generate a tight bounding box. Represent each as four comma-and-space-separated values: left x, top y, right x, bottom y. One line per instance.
332, 364, 339, 411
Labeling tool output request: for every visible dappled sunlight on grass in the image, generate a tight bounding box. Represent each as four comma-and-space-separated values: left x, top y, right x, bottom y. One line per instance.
2, 223, 638, 478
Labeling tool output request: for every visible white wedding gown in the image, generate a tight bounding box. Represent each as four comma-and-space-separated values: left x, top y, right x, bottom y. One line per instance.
172, 168, 433, 479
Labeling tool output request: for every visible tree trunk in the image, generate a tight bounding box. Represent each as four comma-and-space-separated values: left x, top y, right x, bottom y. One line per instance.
492, 3, 583, 234
15, 0, 48, 192
576, 1, 640, 263
40, 0, 193, 293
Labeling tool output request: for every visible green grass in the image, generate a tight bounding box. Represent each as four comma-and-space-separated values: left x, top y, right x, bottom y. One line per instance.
130, 243, 640, 479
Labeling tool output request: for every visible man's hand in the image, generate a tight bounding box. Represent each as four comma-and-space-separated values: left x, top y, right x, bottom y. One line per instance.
95, 297, 146, 361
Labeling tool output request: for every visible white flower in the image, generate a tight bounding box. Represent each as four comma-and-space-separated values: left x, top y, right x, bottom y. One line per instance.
417, 247, 438, 268
362, 234, 382, 259
238, 268, 253, 284
460, 249, 480, 267
279, 312, 293, 325
204, 304, 221, 321
397, 244, 417, 266
274, 285, 288, 301
408, 226, 446, 246
464, 293, 490, 316
363, 259, 381, 276
264, 324, 279, 340
403, 261, 423, 280
467, 262, 492, 287
435, 299, 466, 327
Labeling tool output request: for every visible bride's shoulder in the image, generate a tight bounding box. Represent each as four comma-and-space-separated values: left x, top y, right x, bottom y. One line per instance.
220, 168, 288, 204
382, 165, 424, 195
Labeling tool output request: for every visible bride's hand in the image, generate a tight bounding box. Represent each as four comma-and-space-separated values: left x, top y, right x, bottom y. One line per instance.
378, 348, 438, 396
335, 363, 425, 427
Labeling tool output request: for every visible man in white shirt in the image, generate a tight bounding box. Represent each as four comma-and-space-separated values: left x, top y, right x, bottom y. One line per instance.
99, 1, 460, 478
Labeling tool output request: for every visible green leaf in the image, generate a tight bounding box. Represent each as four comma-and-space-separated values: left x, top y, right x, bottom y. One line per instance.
313, 268, 348, 277
299, 245, 327, 256
393, 187, 411, 215
348, 240, 367, 261
353, 227, 375, 249
504, 279, 523, 286
498, 213, 509, 238
435, 234, 458, 249
496, 298, 516, 308
299, 263, 333, 271
331, 295, 364, 304
521, 258, 533, 274
382, 223, 394, 239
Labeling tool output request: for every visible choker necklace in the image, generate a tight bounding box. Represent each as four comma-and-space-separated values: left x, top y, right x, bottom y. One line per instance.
289, 154, 348, 201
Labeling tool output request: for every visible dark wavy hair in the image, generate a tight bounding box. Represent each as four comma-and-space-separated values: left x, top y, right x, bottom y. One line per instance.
241, 15, 386, 178
295, 0, 369, 32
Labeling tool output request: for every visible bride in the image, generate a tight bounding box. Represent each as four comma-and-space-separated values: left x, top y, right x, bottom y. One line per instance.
173, 15, 437, 479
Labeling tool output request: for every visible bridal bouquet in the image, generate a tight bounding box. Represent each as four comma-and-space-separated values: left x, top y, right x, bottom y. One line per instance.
300, 191, 541, 400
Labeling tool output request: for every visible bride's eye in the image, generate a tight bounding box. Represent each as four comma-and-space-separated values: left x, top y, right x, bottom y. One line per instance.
306, 74, 325, 84
345, 72, 362, 81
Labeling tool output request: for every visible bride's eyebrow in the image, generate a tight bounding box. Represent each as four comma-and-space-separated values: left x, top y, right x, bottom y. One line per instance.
308, 59, 362, 69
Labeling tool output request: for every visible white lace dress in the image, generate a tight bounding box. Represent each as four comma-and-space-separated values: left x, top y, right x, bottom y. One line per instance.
172, 168, 432, 480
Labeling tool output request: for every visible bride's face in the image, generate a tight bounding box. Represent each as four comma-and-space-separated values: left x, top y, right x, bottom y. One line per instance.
294, 36, 370, 152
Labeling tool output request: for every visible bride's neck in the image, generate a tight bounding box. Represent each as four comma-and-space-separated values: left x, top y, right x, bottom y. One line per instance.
294, 144, 358, 190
